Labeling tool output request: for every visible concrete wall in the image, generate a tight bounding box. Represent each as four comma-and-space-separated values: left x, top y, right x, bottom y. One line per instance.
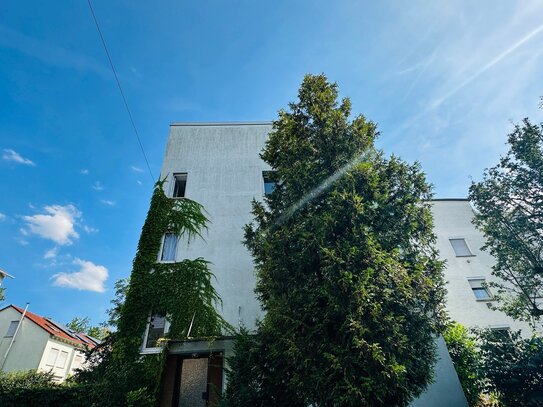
0, 307, 48, 372
431, 200, 533, 333
160, 123, 273, 330
409, 337, 468, 407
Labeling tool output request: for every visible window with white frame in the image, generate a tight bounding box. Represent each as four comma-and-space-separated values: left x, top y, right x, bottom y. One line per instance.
160, 233, 178, 262
144, 313, 168, 349
71, 354, 83, 371
262, 171, 276, 196
468, 278, 492, 300
56, 351, 68, 368
173, 173, 187, 198
46, 348, 60, 367
4, 321, 18, 337
449, 238, 474, 257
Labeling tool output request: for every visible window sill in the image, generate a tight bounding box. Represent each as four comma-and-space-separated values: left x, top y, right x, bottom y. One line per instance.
140, 347, 162, 355
456, 255, 477, 258
475, 298, 493, 302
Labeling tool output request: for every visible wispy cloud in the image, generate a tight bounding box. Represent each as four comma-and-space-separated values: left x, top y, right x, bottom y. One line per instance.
0, 213, 6, 222
23, 204, 81, 245
44, 247, 58, 259
92, 181, 104, 191
2, 149, 35, 166
130, 165, 144, 173
52, 258, 108, 292
101, 199, 116, 206
80, 169, 89, 175
83, 225, 98, 234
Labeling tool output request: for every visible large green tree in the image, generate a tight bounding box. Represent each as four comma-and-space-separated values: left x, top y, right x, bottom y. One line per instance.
469, 119, 543, 326
226, 74, 447, 407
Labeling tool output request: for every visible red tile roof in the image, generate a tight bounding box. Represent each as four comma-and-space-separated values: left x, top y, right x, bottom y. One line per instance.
4, 305, 98, 349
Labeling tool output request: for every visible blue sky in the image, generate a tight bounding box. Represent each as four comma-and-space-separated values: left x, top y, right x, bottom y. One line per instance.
1, 1, 542, 326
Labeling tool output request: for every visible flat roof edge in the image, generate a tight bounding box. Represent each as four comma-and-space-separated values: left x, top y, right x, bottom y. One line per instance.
170, 121, 273, 127
431, 198, 469, 202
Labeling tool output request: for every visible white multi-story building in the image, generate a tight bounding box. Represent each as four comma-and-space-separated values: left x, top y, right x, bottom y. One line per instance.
151, 122, 468, 406
0, 305, 98, 382
431, 199, 533, 333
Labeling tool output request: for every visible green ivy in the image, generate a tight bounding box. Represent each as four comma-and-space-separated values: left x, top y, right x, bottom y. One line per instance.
76, 180, 230, 405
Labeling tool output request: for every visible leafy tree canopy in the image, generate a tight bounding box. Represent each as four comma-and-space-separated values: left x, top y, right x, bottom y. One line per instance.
66, 317, 108, 341
469, 119, 543, 326
225, 74, 447, 407
478, 329, 543, 406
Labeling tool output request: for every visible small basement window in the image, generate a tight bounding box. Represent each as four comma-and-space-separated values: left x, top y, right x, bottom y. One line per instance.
468, 278, 492, 300
262, 171, 276, 196
160, 233, 178, 262
4, 321, 18, 337
449, 238, 474, 257
173, 173, 187, 198
145, 313, 168, 349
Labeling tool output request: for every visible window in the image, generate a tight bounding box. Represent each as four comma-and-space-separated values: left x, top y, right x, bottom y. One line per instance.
145, 313, 167, 348
449, 238, 473, 257
72, 354, 83, 371
46, 348, 59, 367
173, 173, 187, 198
160, 233, 178, 262
5, 321, 18, 337
56, 351, 68, 368
468, 278, 492, 300
489, 324, 510, 332
262, 171, 276, 196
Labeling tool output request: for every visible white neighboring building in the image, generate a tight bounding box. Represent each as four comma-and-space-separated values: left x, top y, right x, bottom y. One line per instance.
431, 199, 534, 333
152, 123, 467, 407
0, 305, 98, 382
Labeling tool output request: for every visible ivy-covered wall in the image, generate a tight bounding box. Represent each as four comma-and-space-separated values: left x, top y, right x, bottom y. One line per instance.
110, 180, 230, 403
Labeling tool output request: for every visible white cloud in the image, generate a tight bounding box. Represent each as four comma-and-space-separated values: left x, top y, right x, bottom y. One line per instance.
130, 165, 144, 173
44, 247, 58, 259
83, 225, 98, 234
92, 181, 104, 191
80, 169, 89, 175
0, 213, 5, 221
23, 204, 81, 245
136, 180, 142, 185
52, 258, 108, 292
101, 199, 116, 206
2, 149, 35, 166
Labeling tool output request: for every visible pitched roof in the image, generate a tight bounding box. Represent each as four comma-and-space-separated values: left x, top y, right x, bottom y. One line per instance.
3, 305, 98, 349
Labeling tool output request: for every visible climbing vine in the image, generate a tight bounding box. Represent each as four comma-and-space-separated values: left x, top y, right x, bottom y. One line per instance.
78, 179, 231, 405
116, 179, 230, 359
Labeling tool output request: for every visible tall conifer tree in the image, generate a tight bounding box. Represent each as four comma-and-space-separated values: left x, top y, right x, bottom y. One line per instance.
225, 74, 447, 407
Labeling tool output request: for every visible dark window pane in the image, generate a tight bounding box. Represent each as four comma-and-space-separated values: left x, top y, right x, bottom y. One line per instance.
173, 173, 187, 198
262, 171, 276, 196
146, 314, 166, 348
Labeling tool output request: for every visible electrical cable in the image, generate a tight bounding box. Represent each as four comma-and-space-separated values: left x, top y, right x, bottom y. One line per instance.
87, 0, 155, 183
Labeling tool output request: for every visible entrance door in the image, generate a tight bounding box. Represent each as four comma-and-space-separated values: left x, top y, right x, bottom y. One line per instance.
179, 358, 208, 407
160, 353, 224, 407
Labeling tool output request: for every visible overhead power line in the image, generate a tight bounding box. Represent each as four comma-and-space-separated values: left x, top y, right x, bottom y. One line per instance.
87, 0, 155, 183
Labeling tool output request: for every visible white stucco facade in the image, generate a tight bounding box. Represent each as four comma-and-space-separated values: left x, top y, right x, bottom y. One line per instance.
431, 199, 533, 334
157, 123, 467, 406
160, 122, 273, 330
